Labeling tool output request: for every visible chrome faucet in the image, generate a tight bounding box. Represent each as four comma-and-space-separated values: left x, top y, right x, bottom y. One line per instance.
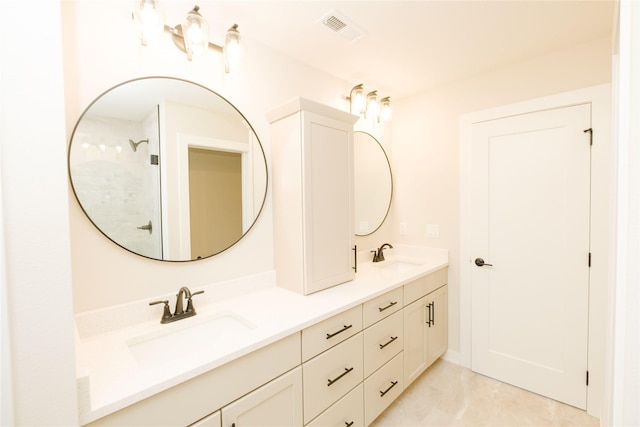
149, 286, 204, 324
371, 243, 393, 262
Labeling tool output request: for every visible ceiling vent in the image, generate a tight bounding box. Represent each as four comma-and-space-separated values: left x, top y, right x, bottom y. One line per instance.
318, 10, 365, 43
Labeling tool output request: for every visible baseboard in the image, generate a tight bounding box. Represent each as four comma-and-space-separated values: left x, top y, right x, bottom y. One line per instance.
442, 349, 461, 365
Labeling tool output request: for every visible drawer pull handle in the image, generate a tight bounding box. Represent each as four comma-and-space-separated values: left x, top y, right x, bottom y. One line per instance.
378, 301, 398, 312
327, 367, 354, 386
326, 324, 353, 339
345, 422, 354, 427
379, 336, 398, 349
380, 380, 399, 397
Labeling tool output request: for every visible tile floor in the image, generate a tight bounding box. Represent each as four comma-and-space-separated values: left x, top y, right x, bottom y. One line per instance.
371, 359, 599, 427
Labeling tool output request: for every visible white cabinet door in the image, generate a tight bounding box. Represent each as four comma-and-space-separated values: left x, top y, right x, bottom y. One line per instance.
189, 411, 221, 427
269, 98, 358, 295
403, 295, 429, 386
426, 285, 448, 365
221, 367, 303, 427
403, 284, 448, 386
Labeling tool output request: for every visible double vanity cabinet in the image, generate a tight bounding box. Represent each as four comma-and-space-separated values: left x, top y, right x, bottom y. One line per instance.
83, 265, 448, 427
77, 97, 448, 427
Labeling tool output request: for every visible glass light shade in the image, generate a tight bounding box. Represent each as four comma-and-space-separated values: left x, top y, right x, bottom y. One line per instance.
224, 24, 242, 73
379, 97, 392, 122
365, 91, 379, 119
350, 84, 365, 115
183, 6, 209, 60
135, 0, 163, 45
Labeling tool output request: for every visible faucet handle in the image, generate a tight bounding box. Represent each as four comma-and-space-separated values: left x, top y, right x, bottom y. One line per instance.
149, 300, 172, 323
185, 290, 205, 313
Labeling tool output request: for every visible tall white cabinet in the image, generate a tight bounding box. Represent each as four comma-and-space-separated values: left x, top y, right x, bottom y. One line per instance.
268, 98, 359, 295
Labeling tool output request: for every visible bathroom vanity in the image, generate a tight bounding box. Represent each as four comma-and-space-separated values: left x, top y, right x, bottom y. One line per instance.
75, 246, 448, 426
69, 86, 448, 426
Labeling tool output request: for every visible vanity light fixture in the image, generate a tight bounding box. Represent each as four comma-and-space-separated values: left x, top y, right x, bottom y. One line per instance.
348, 84, 365, 114
346, 84, 392, 122
379, 97, 392, 122
364, 90, 379, 120
224, 24, 242, 73
182, 6, 209, 60
133, 1, 243, 72
133, 0, 164, 46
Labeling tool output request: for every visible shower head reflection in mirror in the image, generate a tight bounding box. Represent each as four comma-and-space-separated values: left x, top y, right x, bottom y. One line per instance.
68, 77, 268, 262
129, 138, 149, 152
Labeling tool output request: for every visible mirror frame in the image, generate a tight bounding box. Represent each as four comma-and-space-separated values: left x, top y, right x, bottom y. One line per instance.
354, 131, 393, 236
67, 76, 268, 262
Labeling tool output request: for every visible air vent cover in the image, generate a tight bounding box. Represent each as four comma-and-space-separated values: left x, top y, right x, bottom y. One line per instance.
319, 9, 365, 43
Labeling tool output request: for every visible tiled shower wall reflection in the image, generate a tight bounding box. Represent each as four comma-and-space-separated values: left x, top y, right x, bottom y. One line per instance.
70, 111, 162, 259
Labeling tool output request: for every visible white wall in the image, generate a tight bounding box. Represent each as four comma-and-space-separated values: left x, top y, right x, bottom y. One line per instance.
391, 36, 612, 358
604, 1, 640, 425
1, 1, 78, 425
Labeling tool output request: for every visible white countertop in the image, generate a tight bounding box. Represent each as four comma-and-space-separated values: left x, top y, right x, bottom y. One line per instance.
75, 245, 448, 425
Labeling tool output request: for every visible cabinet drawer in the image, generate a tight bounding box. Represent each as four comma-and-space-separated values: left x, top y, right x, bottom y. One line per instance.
306, 383, 363, 427
403, 267, 448, 305
302, 305, 363, 361
303, 333, 364, 424
362, 287, 403, 328
364, 352, 404, 426
363, 310, 404, 378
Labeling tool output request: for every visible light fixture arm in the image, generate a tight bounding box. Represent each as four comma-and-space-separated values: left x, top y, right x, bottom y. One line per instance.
165, 24, 223, 55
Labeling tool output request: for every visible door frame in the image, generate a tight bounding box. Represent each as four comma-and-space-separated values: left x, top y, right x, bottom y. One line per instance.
459, 84, 611, 417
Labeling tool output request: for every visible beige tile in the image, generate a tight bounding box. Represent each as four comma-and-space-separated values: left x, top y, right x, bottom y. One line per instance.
371, 359, 599, 427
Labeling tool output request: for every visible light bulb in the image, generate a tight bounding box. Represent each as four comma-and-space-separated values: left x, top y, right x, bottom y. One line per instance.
224, 24, 242, 73
365, 91, 378, 119
135, 0, 163, 45
349, 84, 365, 115
183, 6, 209, 60
379, 97, 392, 122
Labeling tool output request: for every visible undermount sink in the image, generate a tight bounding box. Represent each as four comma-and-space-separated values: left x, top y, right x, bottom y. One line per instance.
376, 260, 423, 272
127, 312, 256, 366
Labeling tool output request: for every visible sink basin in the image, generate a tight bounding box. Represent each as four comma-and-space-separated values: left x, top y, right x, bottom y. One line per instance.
376, 260, 422, 272
127, 312, 255, 366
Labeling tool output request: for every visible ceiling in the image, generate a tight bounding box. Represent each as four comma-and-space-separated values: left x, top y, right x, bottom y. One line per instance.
205, 0, 614, 100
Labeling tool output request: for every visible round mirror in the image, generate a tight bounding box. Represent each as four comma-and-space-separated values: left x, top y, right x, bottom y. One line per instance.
354, 131, 392, 235
68, 77, 268, 261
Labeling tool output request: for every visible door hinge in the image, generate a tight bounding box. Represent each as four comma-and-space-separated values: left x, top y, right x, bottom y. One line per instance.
584, 128, 593, 146
588, 252, 592, 267
586, 371, 589, 386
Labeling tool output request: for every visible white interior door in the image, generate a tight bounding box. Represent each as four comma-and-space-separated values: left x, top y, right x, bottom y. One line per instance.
470, 103, 591, 408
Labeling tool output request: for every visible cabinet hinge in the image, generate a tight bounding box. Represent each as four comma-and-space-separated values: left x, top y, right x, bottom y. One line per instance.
584, 128, 593, 145
588, 252, 592, 267
150, 154, 159, 165
586, 371, 589, 386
